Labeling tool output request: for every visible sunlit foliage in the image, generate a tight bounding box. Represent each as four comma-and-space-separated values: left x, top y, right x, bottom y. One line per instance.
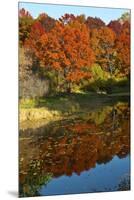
19, 9, 130, 95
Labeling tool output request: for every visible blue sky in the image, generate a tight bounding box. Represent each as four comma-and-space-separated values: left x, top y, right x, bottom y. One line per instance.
19, 2, 130, 24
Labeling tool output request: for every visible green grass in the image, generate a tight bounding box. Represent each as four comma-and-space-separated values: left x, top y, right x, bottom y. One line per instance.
83, 77, 130, 94
20, 90, 129, 112
20, 76, 130, 111
20, 90, 130, 123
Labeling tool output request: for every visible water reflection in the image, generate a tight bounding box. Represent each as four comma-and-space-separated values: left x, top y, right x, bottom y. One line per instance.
19, 101, 130, 197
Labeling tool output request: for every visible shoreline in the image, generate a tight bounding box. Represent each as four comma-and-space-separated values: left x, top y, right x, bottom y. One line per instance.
19, 93, 130, 126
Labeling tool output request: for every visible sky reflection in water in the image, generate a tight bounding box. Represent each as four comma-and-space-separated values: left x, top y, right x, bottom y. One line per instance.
19, 100, 130, 197
39, 155, 130, 195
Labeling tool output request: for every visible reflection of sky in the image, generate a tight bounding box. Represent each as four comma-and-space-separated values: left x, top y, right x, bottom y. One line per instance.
39, 155, 130, 195
19, 2, 130, 24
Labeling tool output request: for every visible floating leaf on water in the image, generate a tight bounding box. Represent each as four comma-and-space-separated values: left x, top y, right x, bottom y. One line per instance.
111, 141, 115, 145
48, 147, 53, 150
20, 157, 24, 162
46, 153, 51, 157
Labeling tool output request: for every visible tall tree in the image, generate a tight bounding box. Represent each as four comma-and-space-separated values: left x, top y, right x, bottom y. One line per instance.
90, 27, 116, 76
19, 8, 34, 46
118, 12, 130, 24
61, 21, 95, 91
25, 20, 95, 92
37, 13, 56, 32
25, 21, 46, 60
115, 21, 130, 76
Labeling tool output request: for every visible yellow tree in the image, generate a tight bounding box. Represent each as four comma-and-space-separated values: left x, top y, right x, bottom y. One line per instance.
90, 27, 116, 76
115, 21, 130, 76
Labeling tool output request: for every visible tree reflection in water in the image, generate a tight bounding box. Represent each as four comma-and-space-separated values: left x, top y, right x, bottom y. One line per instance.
117, 174, 130, 191
19, 101, 130, 197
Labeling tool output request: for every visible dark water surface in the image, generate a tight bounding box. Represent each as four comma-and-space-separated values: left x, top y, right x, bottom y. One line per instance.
19, 98, 130, 197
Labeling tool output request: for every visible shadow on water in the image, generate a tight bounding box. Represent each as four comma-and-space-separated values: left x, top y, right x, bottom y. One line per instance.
19, 97, 130, 197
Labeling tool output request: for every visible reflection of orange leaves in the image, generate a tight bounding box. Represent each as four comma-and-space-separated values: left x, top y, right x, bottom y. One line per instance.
60, 136, 67, 145
68, 122, 96, 134
19, 174, 26, 184
20, 104, 130, 184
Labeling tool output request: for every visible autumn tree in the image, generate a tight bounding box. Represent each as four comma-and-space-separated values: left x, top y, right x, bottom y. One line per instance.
115, 21, 130, 76
24, 21, 63, 92
118, 12, 130, 24
37, 13, 56, 32
59, 14, 86, 25
90, 27, 116, 76
86, 17, 105, 29
107, 20, 122, 35
61, 21, 95, 92
20, 9, 130, 95
25, 19, 95, 92
19, 8, 34, 46
24, 21, 46, 71
47, 20, 95, 92
75, 14, 86, 24
59, 13, 76, 24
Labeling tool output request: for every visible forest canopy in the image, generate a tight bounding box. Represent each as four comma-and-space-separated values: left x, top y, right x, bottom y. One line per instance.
19, 8, 130, 98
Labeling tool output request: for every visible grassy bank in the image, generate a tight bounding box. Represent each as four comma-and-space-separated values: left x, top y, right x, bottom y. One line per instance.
19, 91, 130, 123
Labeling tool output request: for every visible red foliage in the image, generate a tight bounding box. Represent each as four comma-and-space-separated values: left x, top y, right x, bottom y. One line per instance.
25, 20, 95, 85
115, 23, 130, 76
59, 13, 76, 24
90, 27, 116, 72
86, 17, 105, 29
20, 8, 130, 83
107, 20, 122, 35
38, 13, 56, 32
19, 8, 33, 19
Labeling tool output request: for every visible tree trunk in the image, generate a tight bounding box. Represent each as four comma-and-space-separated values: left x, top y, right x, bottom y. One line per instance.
67, 82, 72, 93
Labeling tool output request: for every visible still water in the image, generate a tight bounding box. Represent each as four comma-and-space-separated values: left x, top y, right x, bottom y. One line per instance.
19, 98, 130, 197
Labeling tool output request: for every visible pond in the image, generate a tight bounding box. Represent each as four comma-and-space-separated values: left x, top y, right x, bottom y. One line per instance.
19, 97, 130, 197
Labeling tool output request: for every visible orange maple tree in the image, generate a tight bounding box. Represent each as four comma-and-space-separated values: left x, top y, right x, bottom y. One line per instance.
20, 9, 130, 94
25, 19, 95, 92
90, 27, 116, 75
115, 21, 130, 76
